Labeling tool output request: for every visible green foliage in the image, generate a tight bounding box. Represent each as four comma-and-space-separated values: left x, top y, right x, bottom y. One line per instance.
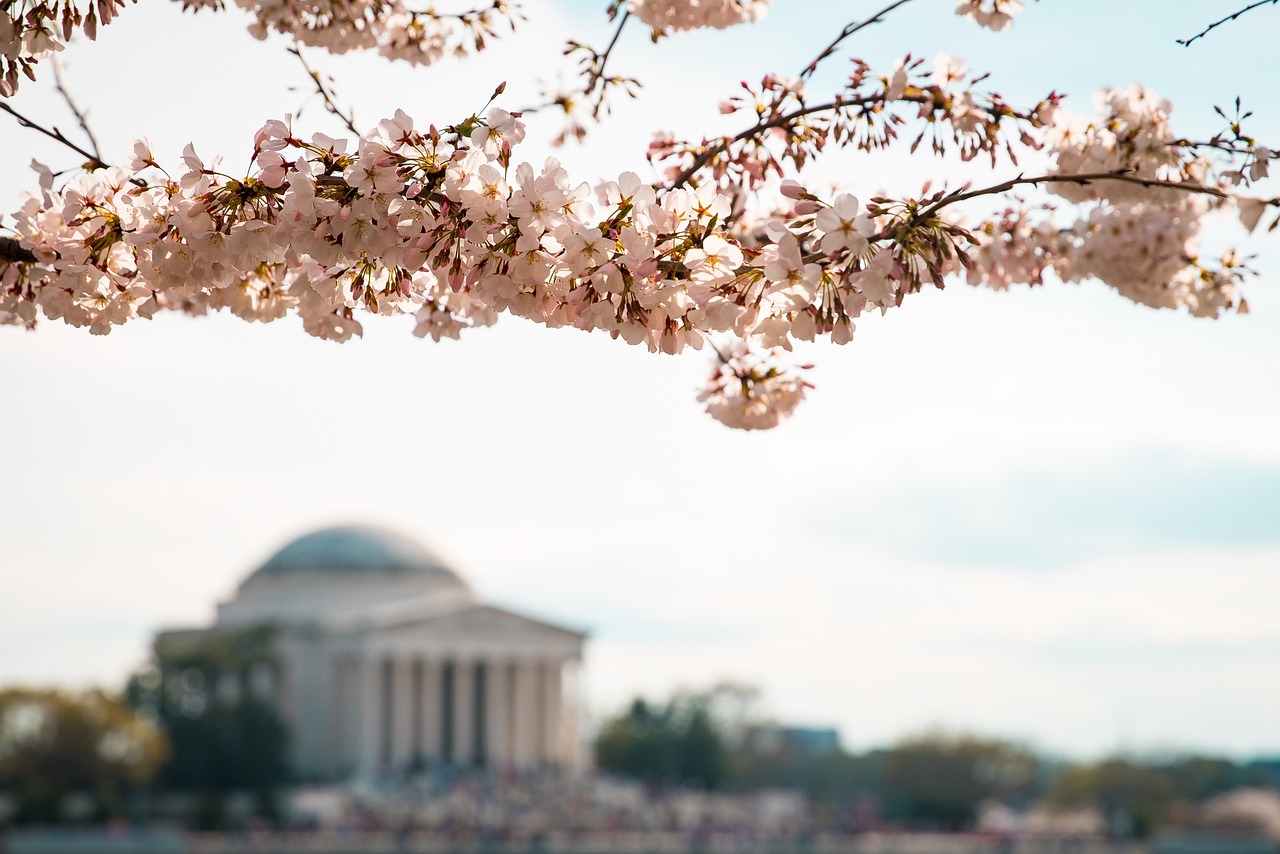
0, 687, 168, 824
1045, 758, 1179, 838
1159, 755, 1274, 801
603, 682, 1280, 840
158, 697, 289, 795
732, 745, 884, 805
878, 733, 1041, 829
595, 696, 728, 789
126, 625, 290, 827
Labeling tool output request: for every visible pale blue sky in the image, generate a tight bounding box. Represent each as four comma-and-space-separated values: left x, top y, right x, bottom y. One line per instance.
1, 0, 1278, 758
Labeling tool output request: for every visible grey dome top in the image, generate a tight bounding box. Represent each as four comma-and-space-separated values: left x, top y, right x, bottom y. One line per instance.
247, 526, 466, 586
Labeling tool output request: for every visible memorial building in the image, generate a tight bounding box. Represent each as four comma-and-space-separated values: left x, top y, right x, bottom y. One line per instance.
154, 525, 587, 781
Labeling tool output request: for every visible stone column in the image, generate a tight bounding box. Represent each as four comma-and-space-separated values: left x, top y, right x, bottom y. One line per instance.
419, 658, 442, 764
409, 659, 423, 766
330, 657, 351, 777
357, 654, 381, 778
561, 659, 582, 771
510, 659, 540, 769
451, 655, 474, 766
485, 660, 510, 769
540, 661, 563, 767
391, 657, 415, 773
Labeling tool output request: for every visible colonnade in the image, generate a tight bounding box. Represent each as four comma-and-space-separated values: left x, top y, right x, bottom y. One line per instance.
333, 655, 569, 777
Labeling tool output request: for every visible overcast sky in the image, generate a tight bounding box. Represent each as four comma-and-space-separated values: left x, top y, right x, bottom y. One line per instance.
1, 0, 1278, 759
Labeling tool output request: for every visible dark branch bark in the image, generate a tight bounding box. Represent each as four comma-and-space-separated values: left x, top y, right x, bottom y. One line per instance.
0, 236, 38, 264
289, 45, 360, 137
1178, 0, 1278, 47
800, 0, 917, 79
51, 56, 104, 162
906, 170, 1229, 230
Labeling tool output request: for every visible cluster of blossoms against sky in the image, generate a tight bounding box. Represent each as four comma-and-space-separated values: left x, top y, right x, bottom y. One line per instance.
0, 0, 1272, 429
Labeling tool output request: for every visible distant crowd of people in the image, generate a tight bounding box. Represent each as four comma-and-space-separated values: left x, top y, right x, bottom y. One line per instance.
257, 771, 1079, 853
297, 772, 818, 851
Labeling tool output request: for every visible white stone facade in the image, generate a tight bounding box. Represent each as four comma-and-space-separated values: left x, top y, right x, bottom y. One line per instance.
156, 526, 586, 781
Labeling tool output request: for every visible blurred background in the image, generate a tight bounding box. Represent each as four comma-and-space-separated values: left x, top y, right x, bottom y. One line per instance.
1, 0, 1278, 851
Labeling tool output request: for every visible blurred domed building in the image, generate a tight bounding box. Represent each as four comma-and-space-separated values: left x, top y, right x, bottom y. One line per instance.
154, 526, 586, 781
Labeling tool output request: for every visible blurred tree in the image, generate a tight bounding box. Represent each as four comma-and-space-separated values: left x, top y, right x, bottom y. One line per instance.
596, 693, 728, 789
879, 733, 1040, 829
0, 687, 168, 824
1045, 758, 1180, 839
126, 624, 289, 827
1158, 755, 1270, 802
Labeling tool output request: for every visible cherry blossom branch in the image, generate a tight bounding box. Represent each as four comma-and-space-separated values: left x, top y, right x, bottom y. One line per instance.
1177, 0, 1278, 47
408, 0, 511, 22
520, 6, 637, 143
0, 237, 38, 264
666, 95, 888, 189
0, 101, 110, 171
585, 8, 633, 118
289, 45, 359, 137
909, 169, 1229, 226
799, 0, 916, 79
0, 100, 148, 187
0, 97, 1253, 428
50, 56, 103, 162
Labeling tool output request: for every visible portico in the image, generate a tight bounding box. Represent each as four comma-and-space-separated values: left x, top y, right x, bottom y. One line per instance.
157, 526, 586, 781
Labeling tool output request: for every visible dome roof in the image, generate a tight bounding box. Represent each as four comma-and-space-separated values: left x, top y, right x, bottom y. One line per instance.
246, 525, 466, 587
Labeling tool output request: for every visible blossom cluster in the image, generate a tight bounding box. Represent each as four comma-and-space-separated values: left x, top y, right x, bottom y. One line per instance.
173, 0, 520, 65
627, 0, 769, 33
966, 85, 1249, 319
699, 339, 811, 430
649, 55, 1061, 207
0, 98, 981, 430
1, 0, 131, 97
955, 0, 1024, 31
0, 107, 924, 349
3, 66, 1269, 429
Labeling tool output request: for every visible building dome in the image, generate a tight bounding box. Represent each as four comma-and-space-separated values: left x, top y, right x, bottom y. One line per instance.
248, 525, 464, 585
217, 525, 473, 627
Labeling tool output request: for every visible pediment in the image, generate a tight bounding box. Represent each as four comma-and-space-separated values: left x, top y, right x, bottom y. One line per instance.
373, 604, 586, 644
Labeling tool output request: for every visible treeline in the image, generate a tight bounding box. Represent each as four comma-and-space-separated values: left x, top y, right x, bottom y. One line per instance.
595, 687, 1280, 836
4, 674, 1278, 837
0, 625, 291, 828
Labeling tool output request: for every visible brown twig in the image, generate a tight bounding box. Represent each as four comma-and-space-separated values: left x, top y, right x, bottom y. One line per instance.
0, 236, 38, 264
668, 93, 920, 190
50, 55, 103, 162
905, 170, 1230, 230
406, 0, 513, 21
800, 0, 917, 79
289, 45, 360, 137
0, 102, 147, 186
0, 102, 108, 170
588, 9, 632, 118
1177, 0, 1278, 46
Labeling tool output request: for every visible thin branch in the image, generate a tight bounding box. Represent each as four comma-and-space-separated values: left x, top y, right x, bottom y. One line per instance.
289, 45, 360, 137
907, 170, 1229, 228
0, 236, 38, 264
800, 0, 917, 79
589, 9, 631, 118
1177, 0, 1278, 46
0, 102, 107, 169
50, 55, 103, 162
0, 102, 147, 186
668, 93, 921, 190
407, 0, 513, 22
